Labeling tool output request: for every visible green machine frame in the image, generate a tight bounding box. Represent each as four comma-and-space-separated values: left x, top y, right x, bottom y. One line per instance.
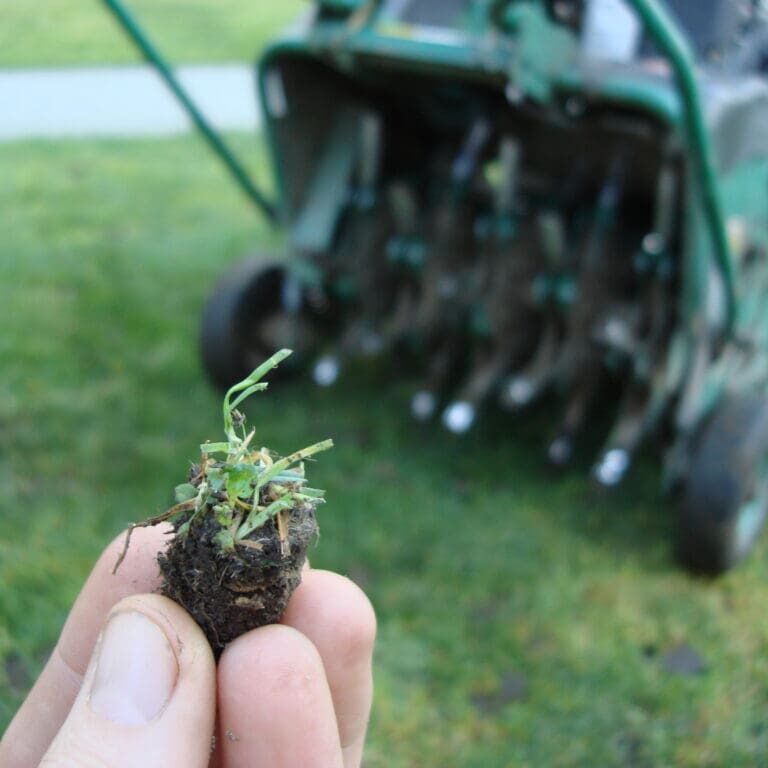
101, 0, 736, 332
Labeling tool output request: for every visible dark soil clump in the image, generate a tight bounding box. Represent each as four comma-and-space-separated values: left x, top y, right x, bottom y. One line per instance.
159, 501, 317, 657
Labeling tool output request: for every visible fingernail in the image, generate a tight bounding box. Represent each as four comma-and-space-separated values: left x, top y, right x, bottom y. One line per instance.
89, 611, 178, 725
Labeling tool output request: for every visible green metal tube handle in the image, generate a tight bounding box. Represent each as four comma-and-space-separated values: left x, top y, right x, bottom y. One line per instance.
627, 0, 736, 335
100, 0, 277, 223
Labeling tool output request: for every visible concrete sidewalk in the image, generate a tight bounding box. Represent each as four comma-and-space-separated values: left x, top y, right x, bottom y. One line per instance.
0, 64, 262, 140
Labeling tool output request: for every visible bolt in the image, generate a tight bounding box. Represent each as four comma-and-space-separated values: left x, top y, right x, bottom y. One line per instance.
548, 436, 573, 466
593, 449, 631, 487
411, 391, 437, 422
442, 402, 476, 434
506, 377, 535, 407
564, 96, 586, 118
312, 355, 340, 387
553, 1, 576, 23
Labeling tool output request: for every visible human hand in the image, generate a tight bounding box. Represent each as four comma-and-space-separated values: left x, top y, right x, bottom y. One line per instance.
0, 525, 376, 768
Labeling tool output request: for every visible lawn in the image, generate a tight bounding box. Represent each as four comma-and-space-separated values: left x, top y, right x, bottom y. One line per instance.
0, 0, 305, 68
2, 136, 768, 767
3, 3, 768, 763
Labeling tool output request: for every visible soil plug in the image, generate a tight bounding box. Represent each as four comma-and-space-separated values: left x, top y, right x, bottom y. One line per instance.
114, 349, 332, 657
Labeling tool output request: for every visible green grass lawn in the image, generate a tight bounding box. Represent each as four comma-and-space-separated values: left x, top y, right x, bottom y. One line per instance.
2, 136, 768, 767
0, 0, 304, 68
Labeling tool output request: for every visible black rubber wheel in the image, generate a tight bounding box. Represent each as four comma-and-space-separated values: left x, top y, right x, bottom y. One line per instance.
677, 393, 768, 575
200, 259, 321, 390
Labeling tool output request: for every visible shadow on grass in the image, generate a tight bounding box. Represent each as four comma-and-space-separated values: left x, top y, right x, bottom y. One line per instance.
263, 365, 674, 577
482, 389, 673, 572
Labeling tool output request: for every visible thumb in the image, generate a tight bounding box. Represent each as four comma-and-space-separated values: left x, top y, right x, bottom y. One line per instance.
40, 594, 216, 768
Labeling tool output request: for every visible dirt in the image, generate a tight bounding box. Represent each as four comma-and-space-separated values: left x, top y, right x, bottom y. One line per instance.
158, 498, 318, 658
470, 670, 529, 714
661, 643, 707, 677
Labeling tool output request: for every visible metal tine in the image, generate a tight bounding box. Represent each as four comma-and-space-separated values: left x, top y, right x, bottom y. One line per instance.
593, 151, 681, 480
500, 321, 560, 410
593, 341, 679, 486
312, 308, 387, 387
411, 343, 460, 422
444, 253, 536, 431
312, 114, 388, 388
441, 136, 526, 433
442, 347, 511, 433
592, 385, 648, 486
378, 182, 425, 346
500, 209, 567, 411
547, 157, 626, 464
405, 125, 493, 419
547, 372, 600, 466
355, 111, 382, 201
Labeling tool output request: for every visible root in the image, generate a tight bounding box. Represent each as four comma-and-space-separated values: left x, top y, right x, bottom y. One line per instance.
112, 500, 196, 575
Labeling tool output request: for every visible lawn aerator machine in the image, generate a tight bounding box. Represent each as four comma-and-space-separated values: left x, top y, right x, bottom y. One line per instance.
104, 0, 768, 574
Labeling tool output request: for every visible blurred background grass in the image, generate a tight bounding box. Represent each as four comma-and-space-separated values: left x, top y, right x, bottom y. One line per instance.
2, 3, 768, 766
0, 0, 304, 67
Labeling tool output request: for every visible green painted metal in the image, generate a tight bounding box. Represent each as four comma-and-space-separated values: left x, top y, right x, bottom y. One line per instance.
290, 110, 362, 254
317, 0, 366, 10
626, 0, 737, 336
100, 0, 277, 223
502, 2, 576, 103
557, 68, 681, 125
263, 4, 683, 127
256, 0, 739, 344
256, 61, 289, 224
100, 0, 740, 340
